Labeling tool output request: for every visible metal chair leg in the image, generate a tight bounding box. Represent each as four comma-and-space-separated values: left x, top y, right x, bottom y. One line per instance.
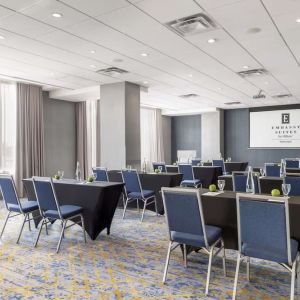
137, 199, 140, 214
291, 259, 297, 300
122, 198, 129, 219
162, 242, 173, 283
221, 239, 227, 277
183, 244, 187, 268
232, 253, 241, 300
0, 211, 11, 239
28, 215, 31, 231
80, 215, 87, 243
34, 219, 45, 247
246, 257, 250, 281
141, 199, 147, 222
205, 245, 215, 295
56, 221, 66, 253
16, 214, 27, 244
45, 222, 49, 235
154, 197, 159, 216
61, 221, 65, 238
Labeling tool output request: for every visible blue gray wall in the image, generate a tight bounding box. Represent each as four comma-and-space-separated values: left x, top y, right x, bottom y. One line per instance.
224, 107, 300, 168
171, 115, 201, 162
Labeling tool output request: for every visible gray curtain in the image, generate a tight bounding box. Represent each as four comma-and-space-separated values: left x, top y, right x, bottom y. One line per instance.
75, 101, 89, 179
15, 83, 45, 196
96, 99, 101, 166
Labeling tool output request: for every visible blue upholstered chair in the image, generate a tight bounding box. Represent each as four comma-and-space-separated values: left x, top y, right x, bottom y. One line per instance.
161, 187, 226, 295
0, 175, 39, 243
121, 169, 157, 221
265, 163, 281, 177
232, 172, 259, 193
284, 176, 300, 196
32, 177, 86, 253
191, 159, 201, 166
92, 167, 109, 182
152, 162, 166, 173
213, 159, 226, 175
233, 193, 299, 300
285, 159, 300, 169
178, 164, 201, 188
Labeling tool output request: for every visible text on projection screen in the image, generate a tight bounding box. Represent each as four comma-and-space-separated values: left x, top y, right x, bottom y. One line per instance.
250, 109, 300, 148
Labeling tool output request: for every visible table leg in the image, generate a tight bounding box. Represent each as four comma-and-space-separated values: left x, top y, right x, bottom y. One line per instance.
297, 258, 300, 295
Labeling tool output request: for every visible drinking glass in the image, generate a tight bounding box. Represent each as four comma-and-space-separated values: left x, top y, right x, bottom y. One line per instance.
57, 170, 64, 179
218, 179, 225, 191
282, 183, 291, 196
260, 168, 265, 177
158, 166, 162, 173
127, 165, 132, 171
93, 172, 97, 181
228, 157, 232, 162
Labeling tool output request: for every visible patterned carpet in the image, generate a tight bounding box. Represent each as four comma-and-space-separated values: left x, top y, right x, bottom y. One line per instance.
0, 202, 298, 300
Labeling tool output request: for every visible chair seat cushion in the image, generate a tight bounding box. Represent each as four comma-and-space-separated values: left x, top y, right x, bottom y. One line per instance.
181, 179, 201, 186
128, 190, 155, 199
45, 205, 83, 219
170, 225, 222, 248
242, 239, 299, 264
8, 201, 39, 213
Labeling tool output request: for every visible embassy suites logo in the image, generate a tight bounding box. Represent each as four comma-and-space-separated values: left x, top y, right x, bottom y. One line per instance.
271, 113, 300, 135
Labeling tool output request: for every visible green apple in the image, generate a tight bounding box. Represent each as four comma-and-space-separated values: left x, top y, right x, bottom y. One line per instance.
87, 176, 94, 183
209, 184, 217, 192
53, 174, 60, 180
271, 189, 281, 197
154, 169, 160, 173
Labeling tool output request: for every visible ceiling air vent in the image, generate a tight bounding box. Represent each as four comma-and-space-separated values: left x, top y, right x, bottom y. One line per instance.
237, 68, 268, 78
179, 93, 199, 99
96, 67, 128, 76
166, 13, 218, 37
272, 93, 293, 99
224, 101, 241, 105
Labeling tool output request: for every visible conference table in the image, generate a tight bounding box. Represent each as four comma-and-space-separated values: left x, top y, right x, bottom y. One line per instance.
107, 171, 182, 215
200, 189, 300, 250
23, 178, 124, 240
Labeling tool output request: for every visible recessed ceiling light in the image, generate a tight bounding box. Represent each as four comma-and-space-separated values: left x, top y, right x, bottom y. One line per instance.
113, 58, 123, 63
90, 64, 96, 68
207, 38, 216, 43
265, 81, 269, 84
0, 35, 5, 40
143, 81, 148, 84
52, 12, 63, 18
141, 53, 149, 57
90, 50, 96, 54
296, 18, 300, 23
217, 87, 222, 90
243, 65, 250, 69
188, 74, 193, 77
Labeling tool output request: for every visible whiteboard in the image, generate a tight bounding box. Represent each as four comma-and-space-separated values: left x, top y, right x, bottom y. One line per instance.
249, 109, 300, 148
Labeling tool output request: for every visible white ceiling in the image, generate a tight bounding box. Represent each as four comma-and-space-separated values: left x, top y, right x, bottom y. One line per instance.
0, 0, 299, 114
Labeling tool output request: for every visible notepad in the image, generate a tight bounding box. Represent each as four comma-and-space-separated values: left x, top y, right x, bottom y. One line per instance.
202, 191, 224, 196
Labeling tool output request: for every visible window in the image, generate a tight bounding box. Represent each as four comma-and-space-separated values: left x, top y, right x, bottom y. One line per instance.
0, 82, 16, 175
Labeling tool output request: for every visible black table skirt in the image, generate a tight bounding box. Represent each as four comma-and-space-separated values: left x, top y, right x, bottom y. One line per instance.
224, 162, 248, 174
201, 190, 300, 250
258, 177, 283, 194
108, 171, 182, 215
23, 179, 124, 240
193, 166, 222, 188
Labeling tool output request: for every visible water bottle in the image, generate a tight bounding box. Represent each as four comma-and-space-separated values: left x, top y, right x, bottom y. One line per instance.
280, 159, 286, 178
246, 166, 255, 194
142, 158, 147, 173
75, 161, 81, 181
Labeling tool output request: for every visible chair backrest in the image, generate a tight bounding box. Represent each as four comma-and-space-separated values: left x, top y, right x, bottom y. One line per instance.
212, 159, 226, 174
265, 163, 281, 177
191, 159, 201, 166
285, 158, 300, 169
152, 162, 166, 172
178, 164, 194, 181
162, 187, 208, 248
284, 176, 300, 196
0, 175, 20, 210
92, 167, 109, 182
121, 169, 142, 195
232, 172, 259, 193
32, 177, 61, 218
236, 193, 292, 265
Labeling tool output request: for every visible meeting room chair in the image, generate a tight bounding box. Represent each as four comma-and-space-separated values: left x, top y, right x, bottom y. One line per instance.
152, 162, 166, 173
233, 193, 299, 300
121, 169, 158, 221
213, 159, 226, 175
284, 176, 300, 196
0, 174, 39, 244
32, 177, 86, 253
232, 172, 259, 194
178, 164, 201, 188
191, 158, 201, 166
265, 163, 281, 177
285, 158, 300, 169
161, 187, 226, 295
92, 167, 109, 182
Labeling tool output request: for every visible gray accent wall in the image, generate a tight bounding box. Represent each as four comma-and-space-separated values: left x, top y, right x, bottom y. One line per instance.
224, 108, 300, 167
162, 116, 171, 164
43, 92, 76, 178
171, 115, 201, 162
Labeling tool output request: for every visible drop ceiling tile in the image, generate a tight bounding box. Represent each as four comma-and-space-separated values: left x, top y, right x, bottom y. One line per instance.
0, 0, 41, 11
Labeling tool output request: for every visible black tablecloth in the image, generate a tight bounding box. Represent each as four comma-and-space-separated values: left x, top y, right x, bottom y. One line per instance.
224, 162, 248, 174
108, 171, 182, 215
23, 179, 124, 240
286, 168, 300, 174
258, 177, 283, 194
201, 190, 300, 250
165, 165, 178, 173
193, 166, 222, 188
